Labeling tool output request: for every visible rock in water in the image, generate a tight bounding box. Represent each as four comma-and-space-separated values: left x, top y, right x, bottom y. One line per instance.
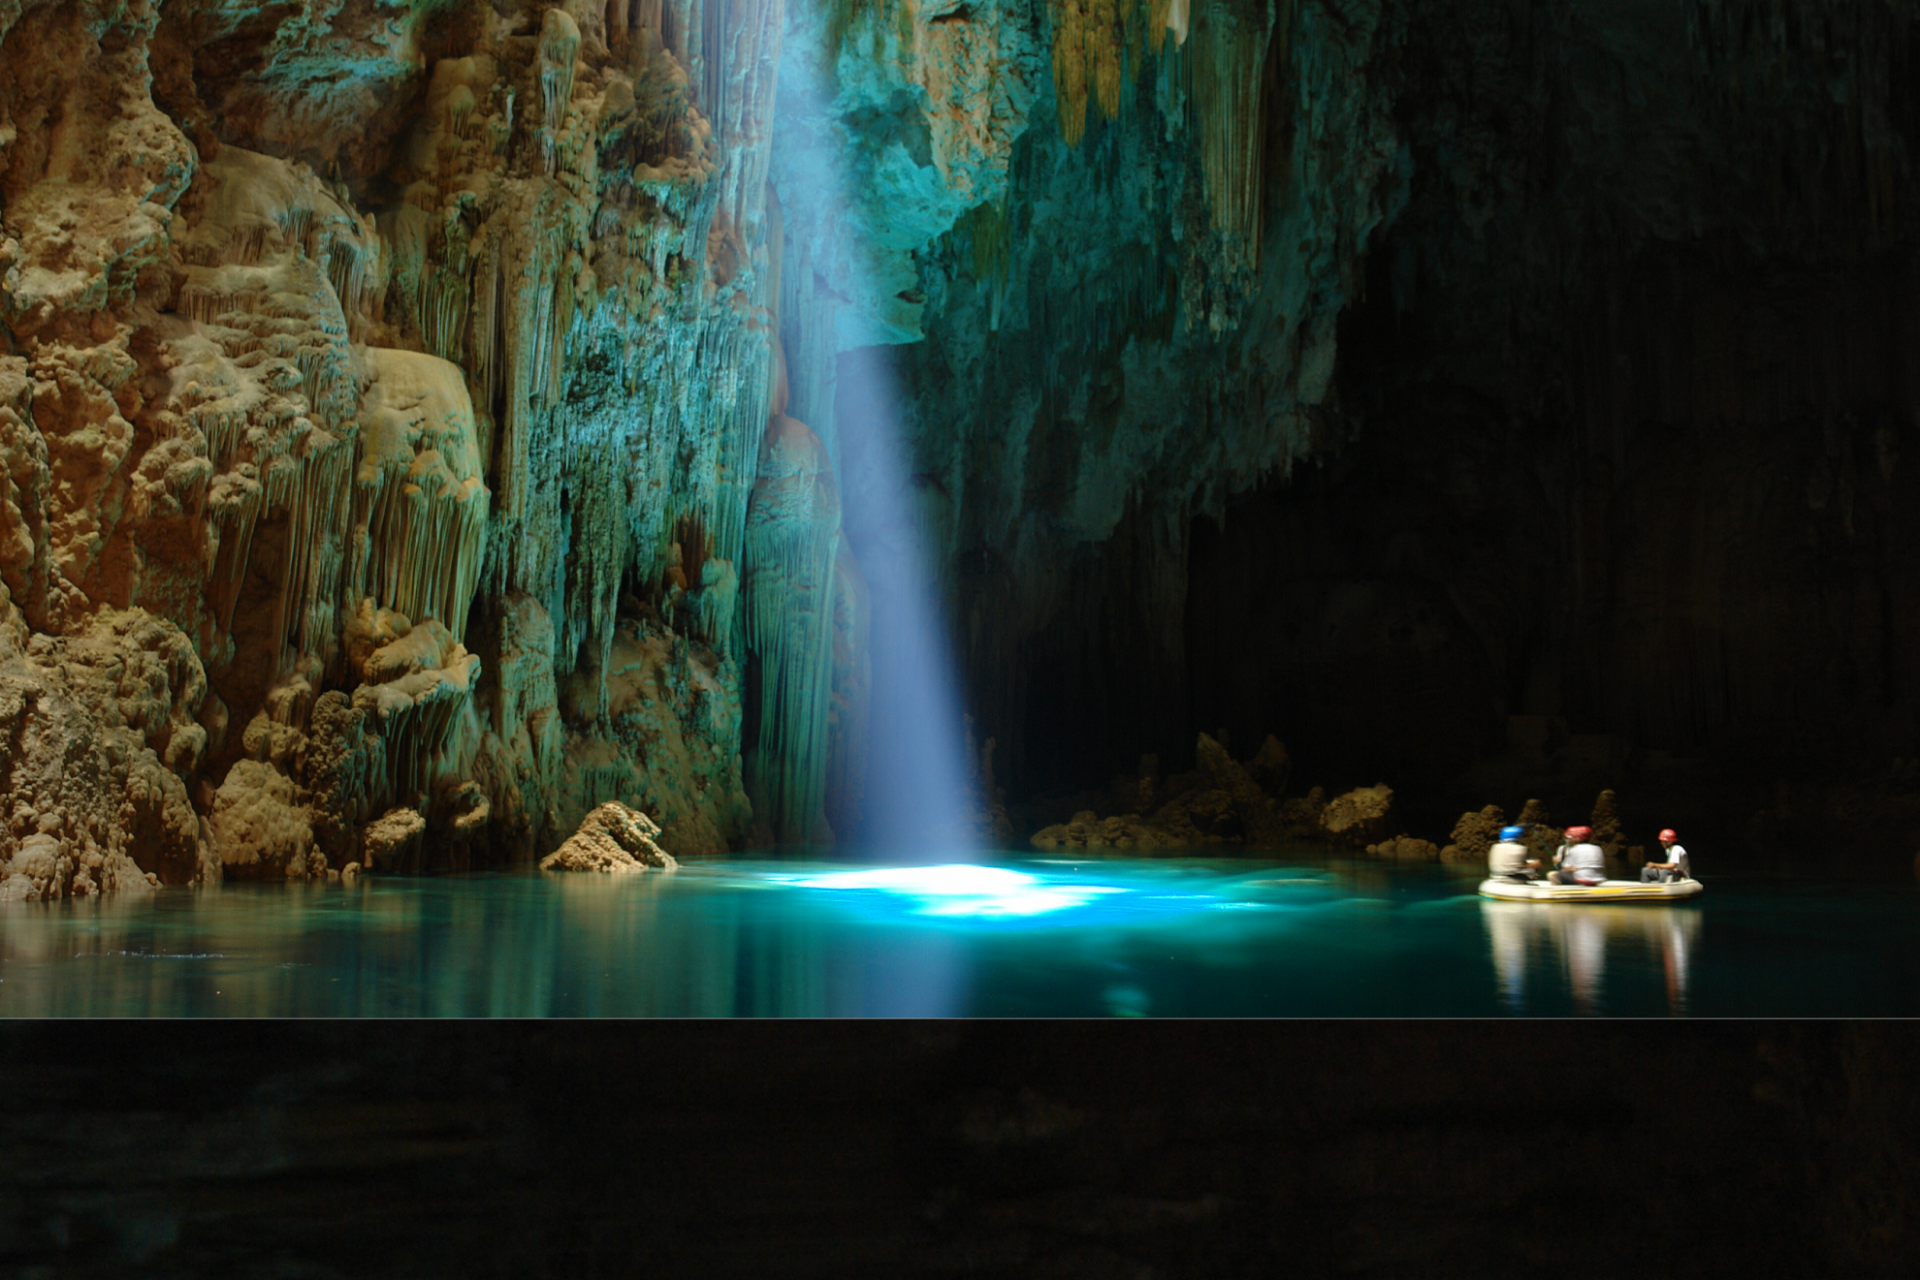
1319, 784, 1394, 848
1440, 804, 1506, 865
540, 802, 679, 873
1366, 834, 1439, 862
362, 808, 427, 872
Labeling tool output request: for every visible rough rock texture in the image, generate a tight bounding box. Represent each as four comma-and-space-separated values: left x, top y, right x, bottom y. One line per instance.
1027, 731, 1386, 852
10, 0, 1917, 877
208, 756, 318, 879
539, 798, 677, 871
0, 607, 212, 897
0, 0, 805, 882
1159, 0, 1920, 854
1316, 782, 1392, 849
764, 0, 1920, 868
1590, 787, 1626, 862
881, 0, 1405, 800
1364, 833, 1436, 861
1439, 803, 1504, 866
362, 805, 426, 871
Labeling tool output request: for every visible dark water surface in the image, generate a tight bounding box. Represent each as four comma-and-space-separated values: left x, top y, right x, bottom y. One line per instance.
4, 853, 1917, 1015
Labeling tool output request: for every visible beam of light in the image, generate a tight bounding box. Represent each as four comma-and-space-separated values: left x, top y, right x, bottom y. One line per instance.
770, 22, 980, 864
784, 864, 1125, 918
834, 346, 977, 858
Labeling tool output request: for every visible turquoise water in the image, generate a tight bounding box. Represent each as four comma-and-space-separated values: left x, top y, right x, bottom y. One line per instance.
3, 854, 1918, 1015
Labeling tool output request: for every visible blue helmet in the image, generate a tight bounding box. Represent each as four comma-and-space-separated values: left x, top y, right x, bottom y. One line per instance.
1499, 825, 1525, 841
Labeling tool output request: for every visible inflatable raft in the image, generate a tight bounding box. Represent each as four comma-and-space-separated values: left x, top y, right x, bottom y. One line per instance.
1477, 877, 1703, 903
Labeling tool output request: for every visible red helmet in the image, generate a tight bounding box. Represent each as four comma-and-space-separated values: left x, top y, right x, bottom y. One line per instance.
1565, 826, 1592, 841
1659, 828, 1678, 842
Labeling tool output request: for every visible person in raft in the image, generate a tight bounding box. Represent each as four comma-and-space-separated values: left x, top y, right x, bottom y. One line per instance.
1641, 829, 1691, 883
1549, 826, 1607, 886
1488, 824, 1541, 881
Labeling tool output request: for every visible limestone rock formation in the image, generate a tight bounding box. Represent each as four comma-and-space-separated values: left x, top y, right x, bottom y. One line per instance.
1317, 783, 1393, 849
1440, 804, 1505, 866
1590, 789, 1626, 862
0, 0, 805, 884
1513, 800, 1559, 867
209, 757, 320, 879
9, 0, 1896, 883
362, 806, 427, 872
1365, 834, 1438, 862
1028, 731, 1318, 852
0, 608, 212, 897
539, 799, 678, 872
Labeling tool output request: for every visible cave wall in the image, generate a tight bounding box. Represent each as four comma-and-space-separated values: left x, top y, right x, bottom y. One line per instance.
885, 0, 1405, 797
889, 0, 1920, 852
7, 0, 1918, 885
0, 0, 806, 894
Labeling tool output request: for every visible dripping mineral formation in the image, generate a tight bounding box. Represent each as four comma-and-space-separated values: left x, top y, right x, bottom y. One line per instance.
5, 0, 1919, 894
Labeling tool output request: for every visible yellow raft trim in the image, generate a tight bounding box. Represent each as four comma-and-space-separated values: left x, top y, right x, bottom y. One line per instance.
1476, 878, 1703, 904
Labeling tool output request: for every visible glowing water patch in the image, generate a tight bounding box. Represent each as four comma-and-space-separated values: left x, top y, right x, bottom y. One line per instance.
784, 864, 1127, 919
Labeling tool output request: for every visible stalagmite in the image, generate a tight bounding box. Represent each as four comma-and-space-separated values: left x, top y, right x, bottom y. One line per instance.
824, 540, 872, 843
744, 413, 842, 844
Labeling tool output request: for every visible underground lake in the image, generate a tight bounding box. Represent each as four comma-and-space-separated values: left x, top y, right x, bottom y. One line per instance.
6, 853, 1919, 1017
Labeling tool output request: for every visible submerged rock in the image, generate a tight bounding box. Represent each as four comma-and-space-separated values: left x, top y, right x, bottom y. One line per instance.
1366, 834, 1439, 862
540, 801, 679, 874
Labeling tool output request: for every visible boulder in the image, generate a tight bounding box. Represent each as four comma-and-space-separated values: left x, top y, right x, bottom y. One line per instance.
209, 759, 321, 880
1440, 804, 1506, 865
362, 808, 426, 871
1194, 732, 1284, 844
1319, 784, 1394, 848
1367, 834, 1439, 862
540, 801, 678, 873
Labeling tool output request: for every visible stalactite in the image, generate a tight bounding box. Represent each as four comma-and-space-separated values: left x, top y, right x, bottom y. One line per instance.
270, 439, 354, 670
1045, 0, 1278, 256
1684, 0, 1908, 242
776, 219, 837, 464
539, 7, 582, 176
708, 314, 775, 572
632, 0, 665, 62
483, 190, 586, 524
1053, 0, 1092, 146
352, 632, 482, 811
1189, 0, 1279, 259
952, 198, 1014, 330
352, 348, 491, 645
557, 438, 628, 718
1093, 0, 1125, 119
708, 0, 782, 239
325, 238, 370, 339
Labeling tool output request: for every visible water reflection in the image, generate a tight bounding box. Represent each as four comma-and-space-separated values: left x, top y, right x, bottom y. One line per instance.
1481, 900, 1701, 1014
0, 861, 1756, 1015
0, 871, 965, 1017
